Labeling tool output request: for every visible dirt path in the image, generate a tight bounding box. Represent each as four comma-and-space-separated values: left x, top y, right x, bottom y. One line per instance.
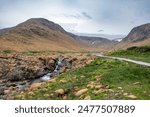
91, 53, 150, 67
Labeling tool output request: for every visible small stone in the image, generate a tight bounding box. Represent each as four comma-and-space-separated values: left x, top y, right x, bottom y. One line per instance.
95, 85, 103, 89
126, 95, 137, 99
108, 89, 114, 93
28, 92, 34, 95
84, 96, 91, 100
118, 87, 122, 90
0, 88, 4, 95
50, 93, 54, 97
4, 90, 10, 94
63, 95, 67, 100
44, 94, 50, 97
87, 84, 94, 88
48, 78, 57, 83
105, 85, 110, 89
123, 93, 128, 96
29, 83, 42, 91
133, 82, 140, 85
93, 89, 105, 94
75, 89, 88, 97
55, 89, 65, 95
60, 79, 67, 83
115, 93, 119, 96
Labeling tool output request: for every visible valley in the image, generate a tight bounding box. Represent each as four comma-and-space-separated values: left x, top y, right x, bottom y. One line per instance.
0, 18, 150, 100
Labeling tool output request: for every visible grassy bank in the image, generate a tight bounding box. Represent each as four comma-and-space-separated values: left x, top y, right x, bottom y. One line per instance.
109, 46, 150, 63
16, 57, 150, 100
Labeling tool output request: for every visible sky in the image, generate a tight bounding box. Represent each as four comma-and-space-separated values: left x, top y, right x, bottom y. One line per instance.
0, 0, 150, 35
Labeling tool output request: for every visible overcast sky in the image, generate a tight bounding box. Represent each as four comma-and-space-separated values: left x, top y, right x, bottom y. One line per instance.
0, 0, 150, 35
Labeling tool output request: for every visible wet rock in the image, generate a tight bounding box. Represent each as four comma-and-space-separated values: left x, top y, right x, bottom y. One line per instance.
0, 88, 4, 95
75, 89, 88, 97
55, 89, 65, 95
39, 57, 56, 71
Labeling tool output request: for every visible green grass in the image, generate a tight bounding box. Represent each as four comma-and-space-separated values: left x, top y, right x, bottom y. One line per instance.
16, 58, 150, 100
22, 50, 49, 55
0, 50, 16, 54
109, 46, 150, 63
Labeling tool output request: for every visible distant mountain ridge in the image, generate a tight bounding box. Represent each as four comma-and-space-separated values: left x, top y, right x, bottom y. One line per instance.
0, 18, 114, 52
123, 23, 150, 42
115, 23, 150, 49
0, 18, 84, 51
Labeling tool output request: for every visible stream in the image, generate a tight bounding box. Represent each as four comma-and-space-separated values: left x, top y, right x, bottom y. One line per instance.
0, 56, 71, 99
19, 57, 68, 90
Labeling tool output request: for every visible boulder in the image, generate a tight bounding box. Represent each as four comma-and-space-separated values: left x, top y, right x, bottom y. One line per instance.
84, 96, 91, 100
126, 95, 137, 99
55, 89, 65, 95
29, 83, 42, 91
0, 88, 4, 95
75, 89, 88, 97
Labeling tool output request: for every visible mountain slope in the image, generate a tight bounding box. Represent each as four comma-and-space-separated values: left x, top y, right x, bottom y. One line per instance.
115, 23, 150, 49
0, 18, 116, 52
69, 33, 116, 51
123, 23, 150, 42
0, 18, 85, 51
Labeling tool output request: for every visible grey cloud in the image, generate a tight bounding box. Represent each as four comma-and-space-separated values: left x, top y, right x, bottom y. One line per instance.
98, 30, 104, 32
81, 12, 92, 19
62, 14, 81, 19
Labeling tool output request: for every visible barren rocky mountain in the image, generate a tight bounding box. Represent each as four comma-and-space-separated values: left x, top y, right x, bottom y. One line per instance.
73, 35, 116, 50
0, 18, 87, 51
0, 18, 115, 52
115, 23, 150, 49
123, 23, 150, 42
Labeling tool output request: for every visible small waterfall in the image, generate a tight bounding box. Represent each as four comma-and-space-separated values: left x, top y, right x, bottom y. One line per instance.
40, 57, 64, 81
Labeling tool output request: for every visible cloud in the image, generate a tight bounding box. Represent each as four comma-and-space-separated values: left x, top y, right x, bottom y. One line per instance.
98, 30, 104, 32
81, 12, 92, 19
0, 0, 150, 35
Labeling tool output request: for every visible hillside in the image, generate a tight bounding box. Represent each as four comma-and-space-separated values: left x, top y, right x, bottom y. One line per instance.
0, 18, 86, 52
115, 23, 150, 49
69, 33, 116, 51
123, 23, 150, 42
0, 18, 116, 52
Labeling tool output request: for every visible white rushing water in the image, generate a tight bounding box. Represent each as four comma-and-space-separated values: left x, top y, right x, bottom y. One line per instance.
40, 57, 64, 81
40, 73, 52, 81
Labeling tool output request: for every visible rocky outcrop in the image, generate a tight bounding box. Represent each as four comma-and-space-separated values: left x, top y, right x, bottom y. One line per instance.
0, 53, 95, 99
123, 23, 150, 42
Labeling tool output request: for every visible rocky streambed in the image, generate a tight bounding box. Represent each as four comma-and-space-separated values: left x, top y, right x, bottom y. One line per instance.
0, 53, 94, 99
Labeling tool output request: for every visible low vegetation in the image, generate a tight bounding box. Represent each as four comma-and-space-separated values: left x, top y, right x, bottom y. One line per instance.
16, 57, 150, 100
109, 46, 150, 62
0, 50, 16, 54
